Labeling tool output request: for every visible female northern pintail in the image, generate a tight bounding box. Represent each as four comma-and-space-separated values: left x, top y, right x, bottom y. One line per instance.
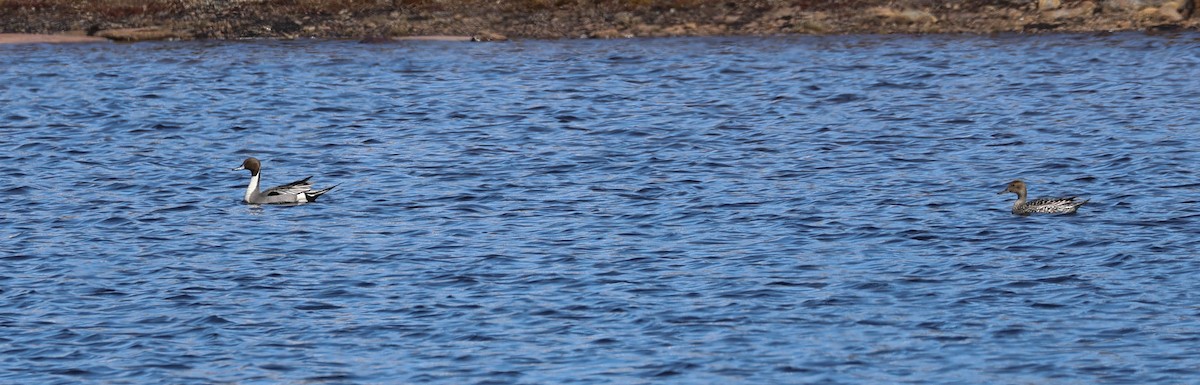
233, 157, 337, 204
998, 180, 1087, 215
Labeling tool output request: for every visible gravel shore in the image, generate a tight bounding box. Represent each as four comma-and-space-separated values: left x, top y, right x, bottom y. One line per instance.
1, 0, 1196, 43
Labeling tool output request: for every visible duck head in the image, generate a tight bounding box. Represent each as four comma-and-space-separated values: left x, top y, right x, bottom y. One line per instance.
233, 157, 261, 176
998, 180, 1026, 195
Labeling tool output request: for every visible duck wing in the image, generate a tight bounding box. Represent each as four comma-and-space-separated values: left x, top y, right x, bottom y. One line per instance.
1022, 196, 1088, 214
1027, 196, 1079, 206
263, 176, 313, 196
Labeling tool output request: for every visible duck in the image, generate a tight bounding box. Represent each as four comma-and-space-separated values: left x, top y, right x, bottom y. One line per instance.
998, 180, 1087, 215
233, 157, 337, 204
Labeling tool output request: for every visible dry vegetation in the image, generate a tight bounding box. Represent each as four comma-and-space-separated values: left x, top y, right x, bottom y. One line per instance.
0, 0, 1196, 40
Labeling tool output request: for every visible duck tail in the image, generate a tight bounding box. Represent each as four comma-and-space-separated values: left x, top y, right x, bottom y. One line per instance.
1068, 198, 1090, 213
305, 184, 339, 202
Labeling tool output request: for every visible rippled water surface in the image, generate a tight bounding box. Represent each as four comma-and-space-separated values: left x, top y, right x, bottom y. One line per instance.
3, 33, 1200, 384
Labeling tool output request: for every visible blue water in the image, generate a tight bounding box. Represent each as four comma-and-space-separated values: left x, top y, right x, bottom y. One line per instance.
2, 33, 1199, 384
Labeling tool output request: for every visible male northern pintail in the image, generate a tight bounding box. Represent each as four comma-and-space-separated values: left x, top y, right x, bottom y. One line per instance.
998, 180, 1087, 215
233, 157, 337, 204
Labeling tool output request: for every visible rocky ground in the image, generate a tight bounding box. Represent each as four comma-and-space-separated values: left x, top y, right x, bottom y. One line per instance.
1, 0, 1197, 42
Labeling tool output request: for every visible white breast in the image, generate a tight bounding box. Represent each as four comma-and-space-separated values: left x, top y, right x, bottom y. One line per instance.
244, 174, 260, 203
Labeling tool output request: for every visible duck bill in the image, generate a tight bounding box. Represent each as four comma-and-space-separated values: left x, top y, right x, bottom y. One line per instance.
997, 188, 1008, 195
233, 165, 245, 171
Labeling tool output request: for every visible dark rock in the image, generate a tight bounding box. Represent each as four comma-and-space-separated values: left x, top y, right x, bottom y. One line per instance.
1145, 23, 1183, 33
1023, 22, 1062, 31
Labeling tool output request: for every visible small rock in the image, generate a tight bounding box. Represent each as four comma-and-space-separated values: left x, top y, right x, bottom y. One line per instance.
1050, 1, 1098, 19
901, 10, 938, 24
632, 23, 660, 36
1156, 0, 1189, 20
792, 19, 829, 33
614, 12, 636, 26
868, 7, 938, 24
662, 24, 687, 36
765, 8, 794, 20
1102, 0, 1144, 12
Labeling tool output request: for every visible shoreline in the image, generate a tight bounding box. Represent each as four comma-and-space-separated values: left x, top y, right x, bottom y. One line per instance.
0, 33, 108, 45
2, 1, 1196, 44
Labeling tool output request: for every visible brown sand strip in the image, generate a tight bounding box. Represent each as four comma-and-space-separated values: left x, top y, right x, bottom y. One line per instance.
0, 33, 108, 44
95, 27, 190, 42
392, 35, 476, 41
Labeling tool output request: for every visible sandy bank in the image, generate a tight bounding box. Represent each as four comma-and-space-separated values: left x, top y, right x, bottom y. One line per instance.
0, 33, 107, 44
